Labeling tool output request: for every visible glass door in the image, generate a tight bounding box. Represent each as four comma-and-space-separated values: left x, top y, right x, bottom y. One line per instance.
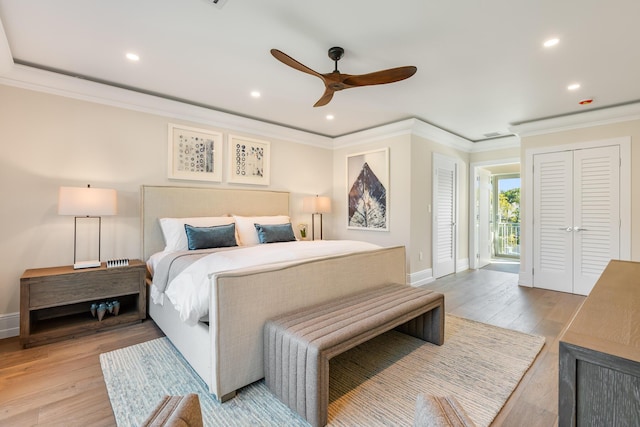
493, 174, 520, 258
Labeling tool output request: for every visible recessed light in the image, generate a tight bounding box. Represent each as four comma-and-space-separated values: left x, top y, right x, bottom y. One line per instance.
567, 83, 581, 91
250, 91, 261, 98
326, 114, 334, 120
126, 52, 140, 61
543, 38, 559, 48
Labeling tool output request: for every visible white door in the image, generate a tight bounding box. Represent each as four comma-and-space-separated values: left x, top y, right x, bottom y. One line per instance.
572, 146, 620, 295
433, 154, 457, 278
533, 146, 620, 295
533, 151, 574, 293
476, 168, 492, 268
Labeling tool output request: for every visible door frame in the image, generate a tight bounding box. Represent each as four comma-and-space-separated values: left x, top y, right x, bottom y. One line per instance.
469, 158, 519, 269
522, 136, 631, 287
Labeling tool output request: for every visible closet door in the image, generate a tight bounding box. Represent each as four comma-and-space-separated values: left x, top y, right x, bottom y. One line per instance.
572, 146, 620, 295
533, 151, 574, 293
533, 146, 620, 295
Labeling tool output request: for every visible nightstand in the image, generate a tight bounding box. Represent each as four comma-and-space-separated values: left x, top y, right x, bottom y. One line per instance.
20, 260, 147, 348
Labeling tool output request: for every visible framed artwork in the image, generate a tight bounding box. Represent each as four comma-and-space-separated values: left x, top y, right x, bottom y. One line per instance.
346, 147, 389, 231
228, 135, 270, 185
167, 124, 223, 182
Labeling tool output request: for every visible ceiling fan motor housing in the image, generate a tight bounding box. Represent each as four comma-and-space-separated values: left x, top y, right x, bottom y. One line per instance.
328, 47, 344, 61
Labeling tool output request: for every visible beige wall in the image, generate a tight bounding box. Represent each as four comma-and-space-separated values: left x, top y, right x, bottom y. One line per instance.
519, 119, 640, 271
331, 134, 412, 249
330, 133, 470, 279
0, 85, 333, 316
0, 82, 521, 322
410, 135, 470, 275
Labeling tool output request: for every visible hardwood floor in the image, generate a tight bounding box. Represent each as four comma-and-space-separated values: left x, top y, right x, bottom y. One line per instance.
0, 268, 584, 426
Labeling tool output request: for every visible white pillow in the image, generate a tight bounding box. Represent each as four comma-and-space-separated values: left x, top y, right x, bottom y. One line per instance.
232, 215, 291, 246
159, 216, 235, 252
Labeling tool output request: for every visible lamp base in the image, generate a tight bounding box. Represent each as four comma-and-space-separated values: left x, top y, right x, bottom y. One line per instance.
73, 260, 101, 270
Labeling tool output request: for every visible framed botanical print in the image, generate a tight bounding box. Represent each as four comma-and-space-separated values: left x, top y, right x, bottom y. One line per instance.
167, 124, 223, 182
228, 135, 270, 185
346, 147, 389, 231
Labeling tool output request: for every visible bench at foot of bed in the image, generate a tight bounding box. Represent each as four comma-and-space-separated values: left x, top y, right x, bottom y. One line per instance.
264, 283, 445, 427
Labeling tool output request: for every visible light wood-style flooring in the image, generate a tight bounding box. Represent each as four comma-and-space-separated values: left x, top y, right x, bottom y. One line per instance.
0, 267, 584, 426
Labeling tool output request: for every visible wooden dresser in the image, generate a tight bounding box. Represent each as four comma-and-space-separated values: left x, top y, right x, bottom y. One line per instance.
558, 260, 640, 426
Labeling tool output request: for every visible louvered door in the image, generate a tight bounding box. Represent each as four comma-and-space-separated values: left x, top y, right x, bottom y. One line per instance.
533, 146, 620, 295
572, 146, 620, 294
533, 151, 574, 293
433, 154, 457, 278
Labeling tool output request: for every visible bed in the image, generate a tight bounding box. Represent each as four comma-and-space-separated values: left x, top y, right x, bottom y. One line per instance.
141, 185, 406, 401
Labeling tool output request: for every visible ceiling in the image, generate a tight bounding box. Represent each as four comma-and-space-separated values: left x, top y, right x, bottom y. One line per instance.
1, 0, 639, 142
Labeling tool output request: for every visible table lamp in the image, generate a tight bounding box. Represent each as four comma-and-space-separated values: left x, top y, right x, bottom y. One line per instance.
58, 185, 117, 269
302, 195, 331, 240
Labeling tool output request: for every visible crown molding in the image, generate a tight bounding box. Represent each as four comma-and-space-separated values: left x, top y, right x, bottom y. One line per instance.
410, 119, 475, 152
0, 17, 13, 74
0, 61, 518, 154
509, 102, 640, 137
0, 63, 333, 148
332, 118, 477, 152
332, 119, 417, 149
470, 135, 520, 153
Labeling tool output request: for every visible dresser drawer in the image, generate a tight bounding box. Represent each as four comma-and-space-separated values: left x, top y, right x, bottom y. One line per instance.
28, 269, 141, 309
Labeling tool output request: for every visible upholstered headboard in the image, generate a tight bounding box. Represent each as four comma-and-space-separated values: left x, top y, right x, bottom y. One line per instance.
141, 185, 290, 260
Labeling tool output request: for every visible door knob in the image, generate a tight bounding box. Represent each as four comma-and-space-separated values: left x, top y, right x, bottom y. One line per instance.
558, 227, 573, 232
574, 226, 589, 232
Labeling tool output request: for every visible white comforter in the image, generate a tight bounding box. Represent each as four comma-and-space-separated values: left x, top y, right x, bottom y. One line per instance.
150, 240, 381, 325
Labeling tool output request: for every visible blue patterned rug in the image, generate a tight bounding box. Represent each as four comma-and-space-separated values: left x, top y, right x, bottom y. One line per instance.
100, 314, 544, 426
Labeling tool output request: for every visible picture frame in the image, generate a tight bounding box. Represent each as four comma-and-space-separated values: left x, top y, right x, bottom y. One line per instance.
346, 147, 389, 231
167, 124, 223, 182
228, 135, 270, 185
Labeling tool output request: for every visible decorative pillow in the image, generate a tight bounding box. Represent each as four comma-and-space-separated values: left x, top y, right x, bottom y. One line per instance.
255, 223, 296, 244
159, 216, 234, 252
232, 215, 290, 246
184, 223, 238, 250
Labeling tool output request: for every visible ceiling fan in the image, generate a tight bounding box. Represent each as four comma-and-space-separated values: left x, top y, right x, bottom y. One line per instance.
270, 47, 417, 107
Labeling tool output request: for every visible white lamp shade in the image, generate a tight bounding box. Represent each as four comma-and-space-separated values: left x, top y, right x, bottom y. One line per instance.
303, 196, 331, 214
58, 186, 117, 216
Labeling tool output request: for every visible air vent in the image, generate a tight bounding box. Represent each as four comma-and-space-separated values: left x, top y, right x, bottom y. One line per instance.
203, 0, 228, 8
483, 132, 503, 138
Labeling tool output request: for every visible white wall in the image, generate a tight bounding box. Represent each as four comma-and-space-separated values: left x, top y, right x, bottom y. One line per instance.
0, 84, 333, 318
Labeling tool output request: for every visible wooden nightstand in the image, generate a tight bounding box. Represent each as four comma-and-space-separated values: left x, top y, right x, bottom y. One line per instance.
20, 260, 147, 348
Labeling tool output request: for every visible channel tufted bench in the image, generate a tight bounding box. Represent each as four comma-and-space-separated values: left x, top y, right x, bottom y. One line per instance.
264, 283, 445, 427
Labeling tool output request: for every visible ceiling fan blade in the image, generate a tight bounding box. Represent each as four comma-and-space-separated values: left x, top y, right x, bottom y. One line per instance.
343, 66, 417, 87
313, 88, 335, 107
270, 49, 323, 79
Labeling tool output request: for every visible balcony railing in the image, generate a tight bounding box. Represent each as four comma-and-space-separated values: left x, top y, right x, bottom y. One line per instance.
495, 222, 520, 257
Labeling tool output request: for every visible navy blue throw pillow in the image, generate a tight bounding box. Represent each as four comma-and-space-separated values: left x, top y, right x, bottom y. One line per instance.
184, 223, 238, 250
254, 223, 296, 244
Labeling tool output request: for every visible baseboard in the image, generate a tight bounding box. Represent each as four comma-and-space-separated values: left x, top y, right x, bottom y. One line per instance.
456, 258, 469, 273
518, 271, 533, 287
0, 312, 19, 339
408, 268, 434, 287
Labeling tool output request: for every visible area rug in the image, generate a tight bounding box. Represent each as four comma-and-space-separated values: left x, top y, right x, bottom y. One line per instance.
100, 314, 545, 426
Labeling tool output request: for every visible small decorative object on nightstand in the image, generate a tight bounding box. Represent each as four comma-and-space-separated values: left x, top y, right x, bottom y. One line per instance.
20, 259, 146, 348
